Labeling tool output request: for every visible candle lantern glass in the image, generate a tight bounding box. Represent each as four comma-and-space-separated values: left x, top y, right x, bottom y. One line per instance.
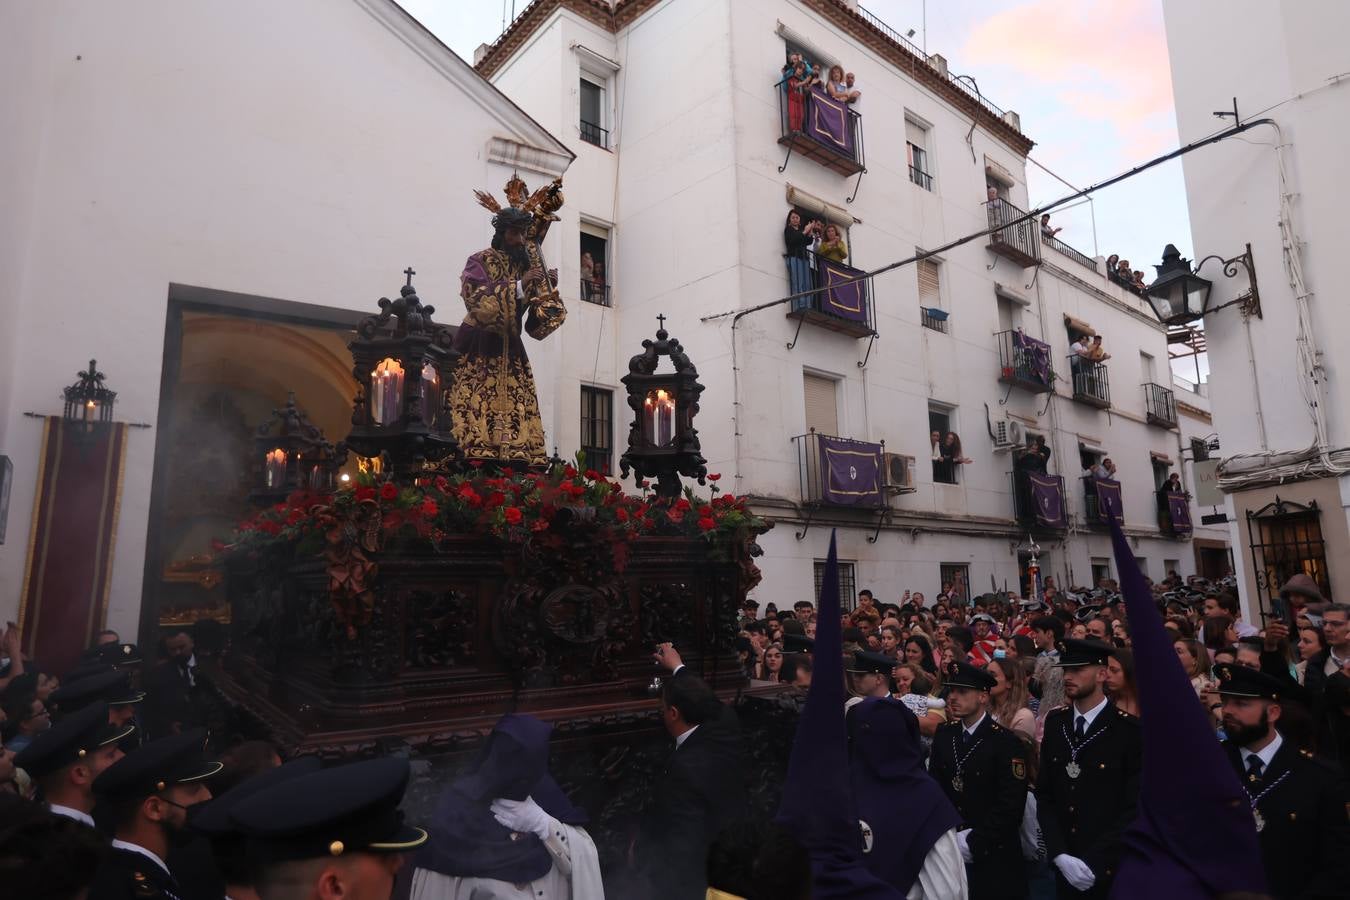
642, 387, 678, 448
620, 319, 707, 499
421, 362, 440, 428
62, 359, 117, 440
371, 358, 405, 427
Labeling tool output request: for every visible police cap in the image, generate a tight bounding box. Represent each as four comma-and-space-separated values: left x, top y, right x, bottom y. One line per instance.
92, 729, 221, 800
943, 660, 997, 691
49, 669, 144, 715
1053, 638, 1113, 668
846, 650, 895, 674
1216, 664, 1287, 702
13, 702, 133, 778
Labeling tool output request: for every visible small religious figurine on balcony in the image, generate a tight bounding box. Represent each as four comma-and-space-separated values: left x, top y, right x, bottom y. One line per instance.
449, 175, 568, 467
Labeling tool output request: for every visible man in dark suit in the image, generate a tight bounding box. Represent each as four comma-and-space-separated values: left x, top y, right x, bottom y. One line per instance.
1037, 639, 1141, 898
635, 642, 749, 900
1217, 663, 1350, 899
929, 661, 1028, 898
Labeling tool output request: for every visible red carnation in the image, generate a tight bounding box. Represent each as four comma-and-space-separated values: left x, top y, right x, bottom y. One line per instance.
616, 508, 630, 523
531, 518, 550, 532
434, 476, 449, 493
355, 486, 376, 502
503, 507, 523, 525
487, 491, 507, 509
469, 460, 485, 469
564, 465, 578, 479
697, 517, 717, 532
380, 482, 398, 502
667, 508, 685, 524
707, 473, 722, 482
420, 498, 439, 517
674, 498, 692, 511
584, 469, 601, 481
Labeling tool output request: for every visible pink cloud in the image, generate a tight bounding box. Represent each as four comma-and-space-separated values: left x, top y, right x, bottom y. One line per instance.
963, 0, 1176, 158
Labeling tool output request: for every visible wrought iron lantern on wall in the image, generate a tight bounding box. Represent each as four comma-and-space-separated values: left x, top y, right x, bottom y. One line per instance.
249, 392, 348, 505
62, 359, 116, 435
1145, 243, 1261, 326
619, 315, 707, 498
345, 269, 459, 476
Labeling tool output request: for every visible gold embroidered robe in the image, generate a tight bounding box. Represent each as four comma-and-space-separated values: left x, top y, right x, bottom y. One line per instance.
448, 248, 564, 465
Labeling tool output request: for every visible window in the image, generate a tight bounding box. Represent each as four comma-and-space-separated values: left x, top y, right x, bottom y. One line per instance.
905, 117, 933, 191
803, 372, 839, 436
579, 386, 613, 475
1248, 498, 1331, 614
929, 403, 957, 484
579, 223, 611, 306
1091, 558, 1113, 588
1190, 437, 1210, 463
1079, 446, 1104, 472
815, 558, 858, 610
918, 258, 946, 332
1140, 351, 1157, 384
579, 76, 607, 148
1152, 457, 1170, 490
939, 563, 969, 604
996, 295, 1021, 333
1164, 559, 1181, 580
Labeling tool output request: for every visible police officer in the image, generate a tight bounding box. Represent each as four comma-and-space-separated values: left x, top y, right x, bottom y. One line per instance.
929, 660, 1029, 898
846, 650, 895, 700
50, 668, 146, 742
1037, 639, 1140, 898
1217, 663, 1350, 899
228, 757, 428, 899
13, 701, 134, 828
88, 729, 221, 899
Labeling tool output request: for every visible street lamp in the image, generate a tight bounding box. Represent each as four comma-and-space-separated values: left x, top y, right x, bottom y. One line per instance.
619, 315, 708, 499
1144, 243, 1261, 326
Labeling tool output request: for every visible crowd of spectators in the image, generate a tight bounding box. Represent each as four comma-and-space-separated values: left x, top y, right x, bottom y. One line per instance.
780, 51, 862, 133
1104, 253, 1150, 294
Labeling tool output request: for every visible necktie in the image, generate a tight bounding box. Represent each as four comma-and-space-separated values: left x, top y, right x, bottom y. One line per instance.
1074, 715, 1086, 741
1247, 755, 1264, 780
960, 729, 971, 748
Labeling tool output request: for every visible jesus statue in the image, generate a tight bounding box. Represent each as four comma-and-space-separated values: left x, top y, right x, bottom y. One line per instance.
449, 176, 567, 466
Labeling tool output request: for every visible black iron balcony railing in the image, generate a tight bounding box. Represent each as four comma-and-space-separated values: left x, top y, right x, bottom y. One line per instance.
785, 251, 875, 340
1011, 470, 1067, 530
1144, 382, 1177, 428
1068, 356, 1111, 409
776, 79, 865, 176
1041, 232, 1097, 272
580, 120, 609, 149
986, 198, 1040, 267
996, 330, 1053, 394
909, 164, 933, 191
920, 306, 948, 333
581, 279, 611, 307
791, 431, 887, 508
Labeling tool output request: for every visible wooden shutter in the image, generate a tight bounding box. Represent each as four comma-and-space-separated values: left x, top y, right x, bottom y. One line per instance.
803, 373, 839, 436
918, 259, 941, 307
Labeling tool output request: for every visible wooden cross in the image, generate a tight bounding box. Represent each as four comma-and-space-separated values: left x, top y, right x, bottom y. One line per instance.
404, 267, 416, 287
657, 314, 666, 331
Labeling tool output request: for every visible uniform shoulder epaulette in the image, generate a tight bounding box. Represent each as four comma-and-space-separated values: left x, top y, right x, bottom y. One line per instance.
1116, 707, 1138, 720
131, 871, 160, 898
1300, 748, 1314, 758
989, 721, 1004, 732
1044, 704, 1071, 719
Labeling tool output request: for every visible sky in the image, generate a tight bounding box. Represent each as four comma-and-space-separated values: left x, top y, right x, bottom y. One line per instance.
399, 0, 1203, 376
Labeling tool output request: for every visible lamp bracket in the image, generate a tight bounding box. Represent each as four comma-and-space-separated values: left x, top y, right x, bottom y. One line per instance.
1195, 242, 1261, 319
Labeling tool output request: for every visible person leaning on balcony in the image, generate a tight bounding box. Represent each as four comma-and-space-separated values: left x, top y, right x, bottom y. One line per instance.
1087, 335, 1111, 361
1105, 253, 1120, 282
785, 61, 810, 132
579, 250, 594, 301
844, 71, 860, 104
783, 210, 818, 310
1040, 213, 1062, 239
815, 223, 848, 262
1016, 435, 1051, 475
825, 65, 860, 104
986, 184, 1002, 214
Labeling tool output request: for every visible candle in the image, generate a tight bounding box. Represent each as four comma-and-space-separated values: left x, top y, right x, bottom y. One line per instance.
645, 389, 676, 448
265, 448, 287, 489
371, 358, 405, 426
421, 362, 439, 426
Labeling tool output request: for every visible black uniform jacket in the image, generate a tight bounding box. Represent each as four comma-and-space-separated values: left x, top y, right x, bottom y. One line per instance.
1036, 702, 1141, 888
1222, 737, 1350, 900
929, 714, 1029, 899
87, 846, 187, 900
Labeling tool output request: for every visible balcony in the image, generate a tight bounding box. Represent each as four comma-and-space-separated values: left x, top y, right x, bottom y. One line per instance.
776, 82, 865, 176
580, 120, 609, 149
996, 330, 1053, 394
792, 431, 886, 508
909, 164, 933, 191
1011, 470, 1067, 531
986, 198, 1041, 267
1082, 476, 1124, 528
1144, 382, 1177, 428
581, 279, 611, 308
1158, 489, 1193, 538
920, 306, 948, 333
1042, 232, 1098, 273
785, 252, 875, 340
1068, 357, 1111, 409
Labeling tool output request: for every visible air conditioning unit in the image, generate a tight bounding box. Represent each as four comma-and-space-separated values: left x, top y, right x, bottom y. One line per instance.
882, 452, 917, 495
992, 419, 1025, 451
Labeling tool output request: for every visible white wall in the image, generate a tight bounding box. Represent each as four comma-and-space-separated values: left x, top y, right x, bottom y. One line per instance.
0, 0, 571, 635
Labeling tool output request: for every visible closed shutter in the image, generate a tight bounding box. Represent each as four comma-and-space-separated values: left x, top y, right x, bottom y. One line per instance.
905, 119, 927, 149
803, 373, 839, 436
918, 259, 941, 308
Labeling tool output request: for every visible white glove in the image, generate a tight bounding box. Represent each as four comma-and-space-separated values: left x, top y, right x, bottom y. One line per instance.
490, 796, 552, 840
1053, 854, 1096, 891
956, 828, 973, 864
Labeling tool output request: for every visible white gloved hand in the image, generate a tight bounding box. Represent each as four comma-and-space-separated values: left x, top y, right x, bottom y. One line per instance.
955, 828, 973, 864
1053, 854, 1096, 891
490, 796, 552, 840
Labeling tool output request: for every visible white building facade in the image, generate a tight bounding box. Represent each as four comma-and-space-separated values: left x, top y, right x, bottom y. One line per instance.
1163, 0, 1350, 616
480, 0, 1222, 607
0, 0, 572, 639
